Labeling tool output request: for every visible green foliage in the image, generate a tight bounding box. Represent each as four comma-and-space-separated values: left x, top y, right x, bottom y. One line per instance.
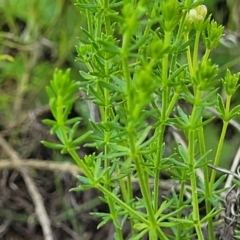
42, 0, 240, 240
0, 0, 96, 237
0, 0, 81, 126
42, 69, 93, 155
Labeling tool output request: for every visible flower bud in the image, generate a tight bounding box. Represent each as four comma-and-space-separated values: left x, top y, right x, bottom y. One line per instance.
223, 69, 240, 96
148, 35, 165, 59
196, 5, 207, 20
194, 59, 218, 90
160, 0, 180, 31
186, 5, 208, 31
203, 20, 224, 50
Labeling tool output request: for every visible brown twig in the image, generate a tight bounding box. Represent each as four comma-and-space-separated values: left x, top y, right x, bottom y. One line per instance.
0, 158, 83, 174
0, 158, 191, 198
0, 135, 54, 240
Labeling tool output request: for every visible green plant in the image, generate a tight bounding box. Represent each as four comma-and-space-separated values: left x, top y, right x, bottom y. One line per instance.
0, 0, 81, 127
42, 0, 240, 239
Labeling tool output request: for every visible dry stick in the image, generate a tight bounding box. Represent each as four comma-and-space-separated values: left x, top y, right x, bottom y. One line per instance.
225, 146, 240, 189
0, 136, 54, 240
0, 158, 192, 198
0, 158, 83, 174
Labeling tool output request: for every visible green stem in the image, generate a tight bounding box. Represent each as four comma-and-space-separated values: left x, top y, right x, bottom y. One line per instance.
192, 31, 215, 236
196, 45, 213, 239
188, 130, 204, 240
153, 30, 171, 212
118, 172, 136, 234
86, 8, 93, 36
184, 32, 193, 76
69, 149, 149, 225
153, 91, 179, 213
176, 175, 187, 240
184, 0, 191, 8
102, 3, 124, 238
153, 125, 164, 212
97, 183, 149, 224
192, 31, 201, 74
198, 125, 215, 240
203, 48, 211, 63
162, 31, 171, 88
122, 16, 168, 239
209, 95, 231, 189
188, 90, 204, 240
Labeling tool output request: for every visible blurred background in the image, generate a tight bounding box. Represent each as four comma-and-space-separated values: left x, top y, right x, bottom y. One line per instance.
0, 0, 240, 239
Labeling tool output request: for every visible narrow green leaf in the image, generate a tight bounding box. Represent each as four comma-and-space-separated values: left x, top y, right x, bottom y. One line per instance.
232, 178, 240, 188
212, 174, 226, 190
216, 94, 225, 119
200, 208, 222, 223
177, 107, 190, 125
169, 64, 188, 81
80, 27, 95, 39
101, 151, 128, 159
89, 120, 104, 134
158, 205, 189, 222
155, 199, 175, 218
129, 229, 148, 240
72, 130, 93, 145
229, 105, 240, 119
80, 70, 96, 80
46, 86, 56, 99
136, 126, 152, 147
93, 157, 102, 179
98, 80, 124, 93
69, 121, 81, 141
41, 140, 64, 150
97, 215, 113, 229
70, 184, 92, 191
158, 221, 179, 227
97, 40, 121, 54
194, 149, 212, 168
88, 85, 104, 103
42, 119, 57, 126
133, 223, 147, 231
65, 117, 82, 125
178, 144, 189, 163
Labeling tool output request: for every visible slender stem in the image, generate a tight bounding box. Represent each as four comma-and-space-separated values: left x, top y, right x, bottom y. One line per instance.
192, 31, 201, 74
188, 89, 204, 240
153, 30, 171, 212
97, 183, 149, 224
100, 2, 124, 238
196, 45, 213, 239
162, 31, 171, 88
176, 175, 187, 239
134, 151, 168, 240
188, 130, 204, 240
184, 32, 193, 76
118, 171, 136, 235
153, 126, 164, 212
69, 150, 149, 226
209, 95, 231, 189
70, 146, 144, 238
203, 48, 211, 63
198, 125, 215, 240
86, 8, 93, 37
121, 11, 167, 238
184, 0, 191, 8
68, 150, 95, 183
